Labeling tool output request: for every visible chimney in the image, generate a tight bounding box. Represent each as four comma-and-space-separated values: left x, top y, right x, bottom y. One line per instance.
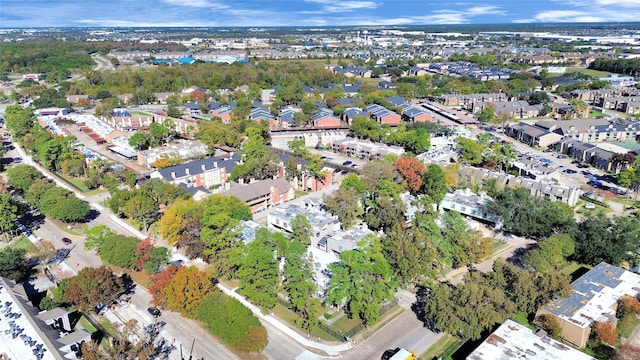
201, 164, 206, 172
214, 161, 218, 168
171, 171, 176, 179
250, 177, 256, 184
185, 167, 190, 175
239, 177, 244, 185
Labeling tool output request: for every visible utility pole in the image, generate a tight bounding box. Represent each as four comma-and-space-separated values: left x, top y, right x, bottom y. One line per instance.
181, 339, 196, 360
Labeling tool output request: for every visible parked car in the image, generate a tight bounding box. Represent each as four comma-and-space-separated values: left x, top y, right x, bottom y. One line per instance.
147, 307, 161, 317
342, 161, 352, 166
62, 237, 72, 245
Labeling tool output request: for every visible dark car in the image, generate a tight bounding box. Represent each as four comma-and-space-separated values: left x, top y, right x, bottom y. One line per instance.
147, 307, 161, 317
62, 237, 72, 245
382, 348, 400, 360
342, 161, 352, 166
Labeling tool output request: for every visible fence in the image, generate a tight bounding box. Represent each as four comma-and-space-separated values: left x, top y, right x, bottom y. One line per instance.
277, 296, 398, 342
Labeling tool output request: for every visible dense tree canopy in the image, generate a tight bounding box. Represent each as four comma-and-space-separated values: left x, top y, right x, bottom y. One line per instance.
165, 266, 215, 318
571, 214, 640, 266
98, 234, 140, 269
6, 164, 43, 193
238, 239, 279, 309
0, 248, 28, 281
421, 259, 570, 341
63, 266, 124, 312
197, 291, 268, 353
326, 238, 396, 325
485, 187, 576, 239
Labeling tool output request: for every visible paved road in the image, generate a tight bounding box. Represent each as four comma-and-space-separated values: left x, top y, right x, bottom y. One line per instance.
120, 285, 239, 360
0, 125, 239, 360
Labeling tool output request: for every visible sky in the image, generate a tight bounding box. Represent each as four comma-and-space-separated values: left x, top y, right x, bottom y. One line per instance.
2, 0, 640, 28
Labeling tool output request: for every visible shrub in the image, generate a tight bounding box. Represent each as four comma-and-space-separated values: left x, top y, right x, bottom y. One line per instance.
197, 291, 268, 353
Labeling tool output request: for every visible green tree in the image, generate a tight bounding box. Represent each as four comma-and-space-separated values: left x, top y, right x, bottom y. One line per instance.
39, 187, 90, 222
200, 211, 241, 279
323, 187, 363, 229
572, 214, 640, 266
423, 278, 513, 341
84, 224, 115, 250
455, 137, 484, 165
148, 122, 170, 147
382, 225, 439, 286
3, 104, 35, 139
0, 194, 18, 241
99, 234, 140, 269
128, 132, 148, 150
122, 193, 158, 231
523, 234, 575, 273
7, 165, 43, 193
238, 240, 279, 309
143, 247, 170, 274
476, 106, 496, 124
485, 187, 576, 239
196, 291, 268, 353
0, 248, 28, 281
284, 240, 318, 319
422, 163, 448, 204
326, 239, 396, 325
290, 214, 312, 246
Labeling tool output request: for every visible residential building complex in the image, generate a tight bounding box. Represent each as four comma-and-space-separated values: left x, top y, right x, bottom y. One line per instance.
537, 263, 640, 348
466, 319, 596, 360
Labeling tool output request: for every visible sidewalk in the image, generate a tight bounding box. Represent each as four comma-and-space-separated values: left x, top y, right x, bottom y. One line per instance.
218, 285, 353, 357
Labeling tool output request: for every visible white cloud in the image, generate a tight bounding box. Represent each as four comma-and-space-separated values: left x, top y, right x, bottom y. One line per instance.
593, 0, 640, 7
161, 0, 225, 8
304, 0, 379, 13
518, 6, 640, 24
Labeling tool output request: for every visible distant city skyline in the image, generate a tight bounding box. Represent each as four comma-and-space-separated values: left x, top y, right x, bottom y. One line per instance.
2, 1, 640, 28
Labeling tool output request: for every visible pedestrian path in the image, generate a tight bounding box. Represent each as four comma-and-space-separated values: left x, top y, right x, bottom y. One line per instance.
218, 285, 352, 357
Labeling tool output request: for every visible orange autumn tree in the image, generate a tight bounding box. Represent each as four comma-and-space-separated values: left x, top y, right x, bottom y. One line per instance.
134, 238, 155, 271
148, 265, 182, 308
394, 156, 425, 194
593, 321, 618, 346
164, 266, 216, 318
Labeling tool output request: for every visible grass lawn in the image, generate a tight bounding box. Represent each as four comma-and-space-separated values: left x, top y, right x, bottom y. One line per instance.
419, 333, 458, 360
58, 174, 108, 196
560, 262, 587, 276
128, 270, 151, 288
272, 303, 337, 341
577, 202, 610, 216
565, 67, 612, 78
512, 311, 536, 330
79, 315, 97, 333
361, 305, 403, 340
48, 217, 88, 236
129, 110, 152, 115
99, 317, 119, 338
618, 314, 640, 339
7, 236, 31, 251
329, 314, 362, 333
